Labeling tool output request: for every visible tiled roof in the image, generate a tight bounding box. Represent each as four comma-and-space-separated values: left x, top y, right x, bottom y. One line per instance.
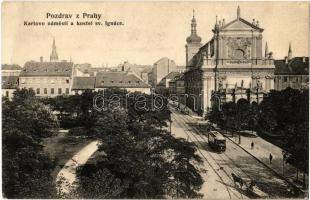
20, 61, 73, 77
72, 77, 95, 90
95, 72, 150, 88
275, 57, 309, 75
2, 64, 22, 70
2, 76, 19, 89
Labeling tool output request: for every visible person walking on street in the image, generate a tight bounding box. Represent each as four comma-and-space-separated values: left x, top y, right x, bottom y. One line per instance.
251, 141, 254, 150
269, 153, 273, 164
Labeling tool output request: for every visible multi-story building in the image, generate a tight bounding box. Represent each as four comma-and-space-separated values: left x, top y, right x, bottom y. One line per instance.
19, 39, 73, 97
274, 45, 309, 90
151, 57, 178, 87
140, 67, 152, 84
2, 64, 22, 76
184, 7, 275, 115
95, 71, 151, 94
71, 77, 96, 94
73, 63, 92, 77
2, 76, 19, 100
168, 73, 185, 94
157, 72, 181, 88
1, 64, 22, 99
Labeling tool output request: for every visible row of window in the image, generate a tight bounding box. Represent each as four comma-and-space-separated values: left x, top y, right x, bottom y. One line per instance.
35, 88, 70, 95
20, 79, 70, 84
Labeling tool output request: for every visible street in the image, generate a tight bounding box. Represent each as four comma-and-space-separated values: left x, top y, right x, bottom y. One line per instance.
170, 105, 301, 199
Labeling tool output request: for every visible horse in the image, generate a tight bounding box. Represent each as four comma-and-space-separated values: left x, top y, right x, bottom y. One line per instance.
231, 173, 244, 188
248, 180, 256, 192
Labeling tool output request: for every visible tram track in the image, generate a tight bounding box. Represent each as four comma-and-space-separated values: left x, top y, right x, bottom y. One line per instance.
173, 106, 302, 198
171, 112, 243, 199
176, 112, 271, 198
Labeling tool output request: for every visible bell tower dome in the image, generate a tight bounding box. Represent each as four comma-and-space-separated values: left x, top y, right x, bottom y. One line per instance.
185, 10, 202, 68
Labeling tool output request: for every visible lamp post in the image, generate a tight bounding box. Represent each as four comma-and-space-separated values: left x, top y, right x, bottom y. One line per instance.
256, 80, 260, 103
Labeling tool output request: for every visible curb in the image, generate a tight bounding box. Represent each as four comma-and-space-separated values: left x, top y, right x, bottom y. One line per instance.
224, 134, 305, 195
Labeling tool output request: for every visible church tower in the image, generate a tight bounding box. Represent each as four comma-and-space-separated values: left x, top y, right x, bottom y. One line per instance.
288, 42, 293, 60
50, 38, 59, 62
185, 10, 202, 69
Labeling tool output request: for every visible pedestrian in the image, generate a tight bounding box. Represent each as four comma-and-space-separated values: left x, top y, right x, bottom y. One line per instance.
269, 153, 273, 164
251, 141, 254, 150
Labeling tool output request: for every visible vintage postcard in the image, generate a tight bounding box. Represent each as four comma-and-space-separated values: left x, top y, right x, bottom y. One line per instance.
1, 1, 309, 199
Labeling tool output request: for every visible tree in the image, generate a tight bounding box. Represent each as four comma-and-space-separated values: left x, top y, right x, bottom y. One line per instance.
2, 89, 59, 198
69, 89, 204, 198
258, 88, 309, 186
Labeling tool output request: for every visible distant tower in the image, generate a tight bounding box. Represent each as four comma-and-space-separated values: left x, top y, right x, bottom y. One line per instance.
288, 42, 293, 60
185, 10, 202, 68
265, 42, 269, 58
50, 38, 59, 62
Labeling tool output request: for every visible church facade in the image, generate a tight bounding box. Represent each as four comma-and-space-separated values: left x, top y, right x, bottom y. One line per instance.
184, 7, 275, 115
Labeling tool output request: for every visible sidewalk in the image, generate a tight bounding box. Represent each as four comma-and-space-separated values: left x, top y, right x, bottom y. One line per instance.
170, 101, 308, 190
227, 134, 308, 190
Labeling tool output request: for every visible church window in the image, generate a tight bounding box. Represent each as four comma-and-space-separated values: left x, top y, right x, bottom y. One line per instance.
66, 88, 69, 94
283, 77, 288, 82
66, 79, 69, 84
44, 88, 47, 94
58, 88, 62, 94
51, 88, 54, 94
36, 88, 40, 94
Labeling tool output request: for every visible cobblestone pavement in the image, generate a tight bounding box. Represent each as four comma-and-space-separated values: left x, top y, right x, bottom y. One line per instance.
226, 133, 308, 190
170, 105, 305, 199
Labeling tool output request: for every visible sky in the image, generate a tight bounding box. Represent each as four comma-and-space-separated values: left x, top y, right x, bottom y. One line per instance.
2, 2, 309, 67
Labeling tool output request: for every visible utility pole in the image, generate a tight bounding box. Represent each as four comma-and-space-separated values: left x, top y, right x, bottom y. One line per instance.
214, 16, 219, 92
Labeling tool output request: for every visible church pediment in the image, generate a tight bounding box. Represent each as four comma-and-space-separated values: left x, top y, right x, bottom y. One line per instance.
220, 18, 263, 32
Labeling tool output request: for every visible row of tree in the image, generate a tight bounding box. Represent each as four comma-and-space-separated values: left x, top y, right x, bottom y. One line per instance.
208, 88, 309, 186
43, 89, 205, 198
3, 89, 59, 198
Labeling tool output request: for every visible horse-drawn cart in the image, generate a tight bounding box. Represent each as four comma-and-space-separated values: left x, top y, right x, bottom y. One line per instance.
231, 173, 269, 198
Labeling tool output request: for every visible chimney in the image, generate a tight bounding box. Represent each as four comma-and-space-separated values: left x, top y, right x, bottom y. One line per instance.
40, 56, 43, 62
302, 56, 306, 63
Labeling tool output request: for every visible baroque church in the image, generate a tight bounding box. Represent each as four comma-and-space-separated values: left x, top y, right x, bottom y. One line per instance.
184, 7, 275, 115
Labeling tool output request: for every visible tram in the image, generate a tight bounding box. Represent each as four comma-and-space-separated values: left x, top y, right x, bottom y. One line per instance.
208, 131, 226, 152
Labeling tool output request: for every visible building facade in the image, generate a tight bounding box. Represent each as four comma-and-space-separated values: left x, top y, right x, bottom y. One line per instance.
19, 39, 73, 97
2, 76, 19, 100
2, 64, 22, 76
95, 71, 151, 94
184, 7, 275, 115
157, 72, 181, 88
71, 77, 96, 94
274, 45, 309, 90
151, 57, 178, 87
